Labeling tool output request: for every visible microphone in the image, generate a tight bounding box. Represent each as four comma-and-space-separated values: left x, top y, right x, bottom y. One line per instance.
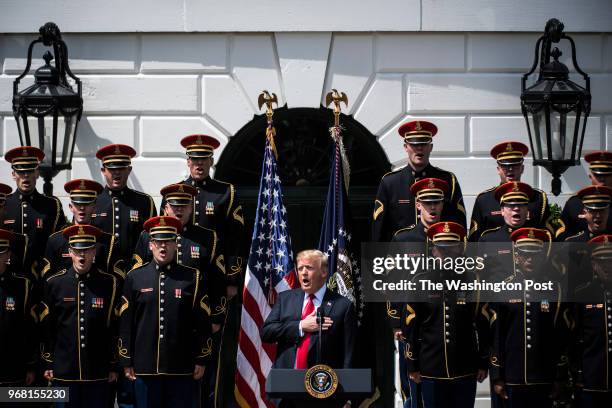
316, 307, 324, 364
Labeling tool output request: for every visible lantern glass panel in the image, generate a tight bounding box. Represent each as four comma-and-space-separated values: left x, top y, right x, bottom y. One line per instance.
527, 109, 584, 162
527, 109, 546, 161
17, 111, 78, 169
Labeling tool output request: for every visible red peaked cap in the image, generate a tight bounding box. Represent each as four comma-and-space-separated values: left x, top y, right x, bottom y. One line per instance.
410, 178, 448, 202
95, 144, 136, 168
398, 120, 438, 144
62, 224, 103, 249
426, 221, 466, 245
584, 151, 612, 175
5, 146, 44, 170
180, 134, 220, 158
490, 141, 529, 165
494, 181, 534, 205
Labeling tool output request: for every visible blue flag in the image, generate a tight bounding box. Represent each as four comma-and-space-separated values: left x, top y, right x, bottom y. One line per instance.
318, 130, 364, 323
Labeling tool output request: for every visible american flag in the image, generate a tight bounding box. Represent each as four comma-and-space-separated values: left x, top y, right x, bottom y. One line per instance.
234, 132, 298, 408
318, 126, 364, 323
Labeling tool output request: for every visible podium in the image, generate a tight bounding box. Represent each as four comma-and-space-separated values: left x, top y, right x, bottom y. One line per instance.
266, 368, 372, 408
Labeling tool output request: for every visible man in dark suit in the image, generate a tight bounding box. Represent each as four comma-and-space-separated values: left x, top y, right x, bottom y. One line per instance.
261, 249, 357, 369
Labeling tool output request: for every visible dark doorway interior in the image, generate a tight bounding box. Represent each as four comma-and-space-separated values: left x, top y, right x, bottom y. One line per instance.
215, 106, 393, 407
216, 106, 391, 253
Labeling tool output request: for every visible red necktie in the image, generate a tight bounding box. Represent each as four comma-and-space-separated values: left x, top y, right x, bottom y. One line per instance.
295, 294, 315, 369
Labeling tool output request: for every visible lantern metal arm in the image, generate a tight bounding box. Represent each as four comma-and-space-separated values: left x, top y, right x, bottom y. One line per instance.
13, 22, 82, 96
12, 22, 83, 196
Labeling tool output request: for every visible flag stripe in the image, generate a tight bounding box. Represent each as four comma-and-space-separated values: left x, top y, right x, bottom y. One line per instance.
238, 327, 272, 402
235, 134, 298, 407
235, 359, 266, 408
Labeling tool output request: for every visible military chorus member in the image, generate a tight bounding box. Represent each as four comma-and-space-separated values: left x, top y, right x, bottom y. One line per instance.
118, 216, 212, 407
402, 222, 490, 408
3, 146, 66, 278
490, 228, 571, 408
166, 135, 245, 407
91, 144, 157, 268
372, 121, 465, 407
391, 178, 449, 408
560, 151, 612, 239
564, 185, 612, 243
478, 181, 535, 281
0, 229, 37, 388
132, 183, 224, 326
571, 235, 612, 407
91, 144, 156, 408
165, 134, 245, 300
0, 183, 27, 272
469, 141, 553, 242
372, 120, 466, 243
393, 178, 449, 243
562, 186, 612, 294
42, 179, 122, 280
40, 225, 119, 408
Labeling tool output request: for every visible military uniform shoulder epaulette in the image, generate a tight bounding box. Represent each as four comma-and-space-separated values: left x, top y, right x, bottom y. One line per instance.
574, 281, 591, 294
476, 186, 496, 198
47, 230, 64, 240
210, 178, 232, 187
46, 269, 67, 282
564, 230, 585, 241
380, 167, 404, 181
480, 226, 502, 237
128, 262, 149, 275
393, 224, 416, 237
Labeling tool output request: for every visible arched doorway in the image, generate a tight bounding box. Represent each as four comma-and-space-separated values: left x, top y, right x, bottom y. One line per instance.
215, 106, 393, 407
216, 106, 391, 253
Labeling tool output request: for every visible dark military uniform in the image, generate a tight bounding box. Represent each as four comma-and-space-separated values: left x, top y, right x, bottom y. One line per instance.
372, 165, 466, 242
6, 231, 27, 273
560, 194, 612, 240
0, 272, 37, 384
41, 227, 122, 280
164, 175, 245, 286
478, 226, 516, 281
40, 267, 119, 380
118, 261, 212, 407
131, 224, 225, 323
469, 187, 552, 242
402, 272, 489, 407
40, 267, 118, 407
393, 223, 428, 243
389, 222, 430, 326
572, 280, 612, 406
489, 276, 570, 408
92, 187, 156, 265
3, 190, 66, 276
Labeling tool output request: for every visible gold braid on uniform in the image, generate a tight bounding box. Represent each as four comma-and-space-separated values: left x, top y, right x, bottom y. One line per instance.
405, 304, 416, 326
117, 338, 130, 359
233, 205, 244, 225
386, 301, 399, 320
212, 296, 227, 316
199, 338, 213, 359
373, 200, 384, 221
116, 296, 129, 317
216, 254, 226, 274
